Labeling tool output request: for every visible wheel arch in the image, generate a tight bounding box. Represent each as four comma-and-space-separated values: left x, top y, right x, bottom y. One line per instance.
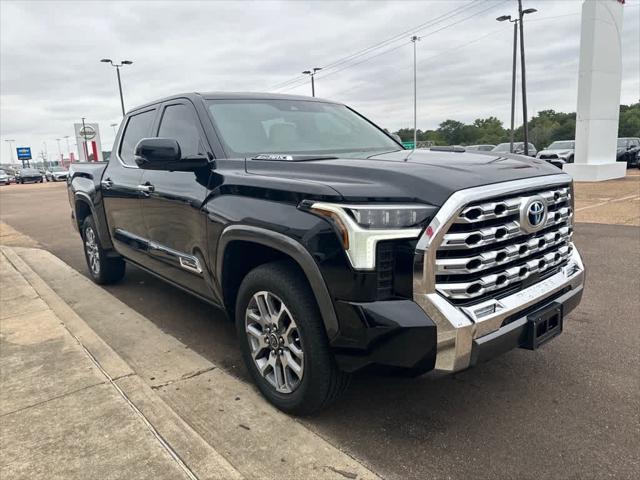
74, 192, 115, 251
217, 225, 339, 340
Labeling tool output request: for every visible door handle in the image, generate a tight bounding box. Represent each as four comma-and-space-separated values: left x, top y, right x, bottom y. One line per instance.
101, 178, 114, 189
137, 183, 155, 193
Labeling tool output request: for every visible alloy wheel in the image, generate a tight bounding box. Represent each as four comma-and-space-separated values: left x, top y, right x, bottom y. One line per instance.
84, 226, 101, 276
245, 291, 304, 394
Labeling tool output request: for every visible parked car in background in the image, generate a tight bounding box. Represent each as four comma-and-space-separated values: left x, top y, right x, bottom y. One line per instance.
536, 140, 575, 169
15, 168, 44, 184
616, 137, 640, 167
0, 169, 15, 185
492, 142, 537, 157
466, 144, 495, 152
45, 166, 69, 182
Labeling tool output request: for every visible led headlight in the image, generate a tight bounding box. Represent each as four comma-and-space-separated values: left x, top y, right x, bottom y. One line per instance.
306, 202, 436, 270
347, 205, 434, 229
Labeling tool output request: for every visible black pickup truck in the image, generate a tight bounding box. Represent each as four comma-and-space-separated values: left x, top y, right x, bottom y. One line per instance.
68, 92, 585, 414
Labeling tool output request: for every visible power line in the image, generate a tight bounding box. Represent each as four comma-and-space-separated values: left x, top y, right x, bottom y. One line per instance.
267, 0, 481, 91
277, 0, 508, 93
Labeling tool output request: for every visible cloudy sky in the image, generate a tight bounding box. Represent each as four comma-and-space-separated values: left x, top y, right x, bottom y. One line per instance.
1, 0, 638, 162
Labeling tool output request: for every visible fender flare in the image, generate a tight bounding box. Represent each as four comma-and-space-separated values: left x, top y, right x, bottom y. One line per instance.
74, 192, 115, 250
216, 225, 339, 340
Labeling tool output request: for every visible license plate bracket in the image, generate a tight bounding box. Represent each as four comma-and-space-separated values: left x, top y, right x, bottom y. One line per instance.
522, 304, 563, 350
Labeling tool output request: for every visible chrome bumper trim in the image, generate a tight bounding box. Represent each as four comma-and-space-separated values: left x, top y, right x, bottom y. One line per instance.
412, 174, 584, 372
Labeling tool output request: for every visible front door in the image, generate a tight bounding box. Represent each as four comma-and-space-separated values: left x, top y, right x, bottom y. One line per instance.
139, 100, 213, 298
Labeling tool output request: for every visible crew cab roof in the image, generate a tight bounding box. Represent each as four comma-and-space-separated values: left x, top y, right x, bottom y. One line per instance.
127, 92, 339, 115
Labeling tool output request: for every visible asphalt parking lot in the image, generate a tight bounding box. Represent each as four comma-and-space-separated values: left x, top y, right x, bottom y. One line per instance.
0, 176, 638, 480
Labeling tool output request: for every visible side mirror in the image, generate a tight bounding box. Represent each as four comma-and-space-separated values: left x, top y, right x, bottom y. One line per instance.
134, 138, 209, 171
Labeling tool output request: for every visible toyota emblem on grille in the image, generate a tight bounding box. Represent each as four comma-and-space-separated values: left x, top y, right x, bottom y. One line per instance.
520, 196, 547, 233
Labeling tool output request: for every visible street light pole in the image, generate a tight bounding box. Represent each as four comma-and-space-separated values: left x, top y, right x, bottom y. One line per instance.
100, 59, 133, 116
518, 1, 536, 156
496, 15, 519, 154
302, 67, 322, 97
5, 139, 16, 165
411, 35, 421, 150
497, 5, 536, 155
110, 123, 118, 136
55, 138, 62, 163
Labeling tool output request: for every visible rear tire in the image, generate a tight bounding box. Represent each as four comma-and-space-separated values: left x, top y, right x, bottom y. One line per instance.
235, 261, 349, 415
82, 216, 125, 284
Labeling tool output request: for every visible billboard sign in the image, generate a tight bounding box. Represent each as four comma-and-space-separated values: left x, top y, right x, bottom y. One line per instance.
74, 123, 103, 162
16, 147, 32, 160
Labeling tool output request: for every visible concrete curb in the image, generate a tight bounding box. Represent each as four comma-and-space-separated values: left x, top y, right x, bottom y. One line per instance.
1, 246, 243, 480
3, 246, 382, 480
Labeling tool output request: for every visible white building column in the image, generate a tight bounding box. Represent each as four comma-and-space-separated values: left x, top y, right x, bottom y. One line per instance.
564, 0, 627, 181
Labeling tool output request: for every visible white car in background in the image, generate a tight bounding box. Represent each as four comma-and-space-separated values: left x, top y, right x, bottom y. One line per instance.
0, 169, 13, 185
537, 140, 575, 168
45, 166, 69, 182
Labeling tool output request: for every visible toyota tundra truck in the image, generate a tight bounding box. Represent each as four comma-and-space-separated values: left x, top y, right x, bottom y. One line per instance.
67, 92, 585, 415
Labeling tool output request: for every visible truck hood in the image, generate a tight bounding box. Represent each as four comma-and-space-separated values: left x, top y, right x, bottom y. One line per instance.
245, 149, 566, 206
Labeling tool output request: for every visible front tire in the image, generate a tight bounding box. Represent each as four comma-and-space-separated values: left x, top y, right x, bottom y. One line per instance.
235, 261, 349, 415
82, 216, 125, 284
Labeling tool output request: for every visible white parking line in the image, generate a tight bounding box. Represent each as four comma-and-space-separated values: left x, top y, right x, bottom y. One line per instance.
575, 194, 640, 212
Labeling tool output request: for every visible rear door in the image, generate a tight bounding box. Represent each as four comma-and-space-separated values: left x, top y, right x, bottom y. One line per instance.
139, 100, 213, 298
102, 107, 157, 266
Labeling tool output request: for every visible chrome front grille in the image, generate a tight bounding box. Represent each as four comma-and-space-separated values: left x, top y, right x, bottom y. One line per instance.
434, 185, 573, 305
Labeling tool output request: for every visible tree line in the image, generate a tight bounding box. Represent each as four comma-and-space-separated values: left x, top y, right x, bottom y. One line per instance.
394, 101, 640, 148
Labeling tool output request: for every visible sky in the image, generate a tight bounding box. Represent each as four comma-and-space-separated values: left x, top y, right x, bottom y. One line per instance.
1, 0, 638, 162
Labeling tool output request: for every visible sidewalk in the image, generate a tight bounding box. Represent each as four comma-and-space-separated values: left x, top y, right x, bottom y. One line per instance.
0, 247, 241, 480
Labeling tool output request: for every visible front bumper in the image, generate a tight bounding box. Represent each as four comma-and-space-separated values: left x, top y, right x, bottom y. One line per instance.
415, 243, 584, 372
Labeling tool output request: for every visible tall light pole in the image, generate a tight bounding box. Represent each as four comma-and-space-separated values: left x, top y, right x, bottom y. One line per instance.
302, 67, 322, 97
63, 136, 71, 157
5, 139, 16, 165
496, 15, 519, 154
411, 35, 421, 150
42, 141, 49, 168
497, 5, 536, 155
55, 138, 63, 163
110, 123, 118, 136
100, 59, 133, 116
518, 2, 536, 156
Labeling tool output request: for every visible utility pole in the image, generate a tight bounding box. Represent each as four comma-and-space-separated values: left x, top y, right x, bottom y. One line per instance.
302, 67, 322, 97
518, 0, 536, 156
5, 139, 16, 165
496, 15, 519, 153
411, 35, 421, 150
55, 138, 63, 163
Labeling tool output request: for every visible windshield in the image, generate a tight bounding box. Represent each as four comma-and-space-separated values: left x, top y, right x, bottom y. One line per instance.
617, 139, 628, 147
206, 99, 399, 157
548, 141, 574, 150
50, 166, 64, 171
21, 169, 39, 174
0, 170, 6, 175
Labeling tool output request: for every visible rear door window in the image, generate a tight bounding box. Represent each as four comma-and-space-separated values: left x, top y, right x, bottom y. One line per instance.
119, 109, 156, 165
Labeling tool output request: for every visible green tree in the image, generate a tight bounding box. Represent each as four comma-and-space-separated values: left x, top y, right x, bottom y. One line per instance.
619, 102, 640, 137
437, 120, 466, 145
